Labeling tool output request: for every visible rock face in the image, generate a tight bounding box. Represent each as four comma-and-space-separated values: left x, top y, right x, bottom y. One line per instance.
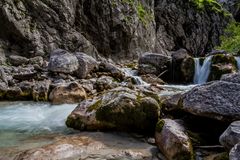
0, 0, 230, 60
220, 121, 240, 150
181, 81, 240, 121
155, 0, 229, 56
15, 132, 158, 160
155, 119, 193, 160
66, 87, 160, 134
0, 0, 157, 60
218, 0, 240, 21
229, 143, 240, 160
49, 82, 87, 104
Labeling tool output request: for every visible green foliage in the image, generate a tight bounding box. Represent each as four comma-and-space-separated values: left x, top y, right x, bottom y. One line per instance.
191, 0, 228, 15
218, 22, 240, 54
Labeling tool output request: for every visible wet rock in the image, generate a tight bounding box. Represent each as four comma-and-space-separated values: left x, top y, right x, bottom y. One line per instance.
221, 72, 240, 84
138, 52, 172, 80
74, 52, 98, 79
220, 121, 240, 150
229, 143, 240, 160
48, 49, 79, 74
15, 132, 158, 160
49, 82, 87, 104
18, 81, 34, 100
8, 55, 29, 66
140, 74, 165, 85
209, 54, 238, 81
66, 87, 160, 134
155, 119, 193, 160
32, 80, 51, 101
182, 81, 240, 121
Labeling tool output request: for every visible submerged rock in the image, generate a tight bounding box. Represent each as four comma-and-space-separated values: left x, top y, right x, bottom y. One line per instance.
14, 132, 158, 160
49, 82, 87, 104
155, 119, 193, 160
66, 87, 160, 134
181, 81, 240, 121
220, 121, 240, 150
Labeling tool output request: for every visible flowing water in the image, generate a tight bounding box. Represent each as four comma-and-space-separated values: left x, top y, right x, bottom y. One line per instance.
194, 56, 212, 84
0, 102, 77, 158
235, 57, 240, 70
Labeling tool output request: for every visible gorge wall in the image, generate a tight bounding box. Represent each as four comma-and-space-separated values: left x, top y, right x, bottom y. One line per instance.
0, 0, 232, 62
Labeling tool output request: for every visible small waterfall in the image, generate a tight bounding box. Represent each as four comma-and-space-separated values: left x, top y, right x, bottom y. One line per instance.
122, 68, 148, 86
235, 57, 240, 70
193, 56, 212, 84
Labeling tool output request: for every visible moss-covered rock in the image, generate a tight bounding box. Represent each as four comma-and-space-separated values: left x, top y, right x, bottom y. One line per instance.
66, 87, 160, 134
209, 54, 238, 81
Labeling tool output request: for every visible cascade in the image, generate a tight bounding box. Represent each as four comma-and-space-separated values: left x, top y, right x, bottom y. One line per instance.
235, 57, 240, 70
193, 56, 212, 84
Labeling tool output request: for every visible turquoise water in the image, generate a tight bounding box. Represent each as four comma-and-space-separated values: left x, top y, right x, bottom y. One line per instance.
0, 102, 77, 158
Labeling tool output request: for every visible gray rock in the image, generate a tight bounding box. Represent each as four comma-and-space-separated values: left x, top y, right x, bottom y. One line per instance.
9, 55, 29, 66
66, 87, 160, 133
48, 49, 79, 74
229, 143, 240, 160
155, 0, 230, 56
218, 0, 240, 21
29, 56, 44, 66
49, 82, 87, 104
220, 121, 240, 150
182, 81, 240, 121
221, 72, 240, 84
155, 119, 193, 160
74, 52, 98, 79
138, 52, 172, 76
32, 80, 51, 101
14, 132, 158, 160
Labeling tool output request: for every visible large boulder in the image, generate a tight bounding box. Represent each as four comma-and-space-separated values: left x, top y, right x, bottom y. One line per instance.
220, 121, 240, 150
181, 81, 240, 121
66, 87, 160, 134
208, 54, 238, 81
221, 72, 240, 84
155, 119, 193, 160
48, 49, 79, 74
138, 52, 172, 81
49, 82, 87, 104
8, 55, 29, 66
74, 52, 98, 79
229, 143, 240, 160
155, 0, 230, 56
171, 49, 195, 83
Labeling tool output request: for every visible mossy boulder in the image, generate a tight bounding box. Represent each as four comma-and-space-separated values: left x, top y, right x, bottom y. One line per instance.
209, 54, 238, 81
66, 87, 160, 134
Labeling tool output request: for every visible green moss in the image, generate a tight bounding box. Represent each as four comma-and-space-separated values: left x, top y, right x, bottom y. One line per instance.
66, 116, 83, 129
136, 2, 154, 27
155, 119, 165, 132
191, 0, 227, 14
217, 22, 240, 54
86, 99, 102, 112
